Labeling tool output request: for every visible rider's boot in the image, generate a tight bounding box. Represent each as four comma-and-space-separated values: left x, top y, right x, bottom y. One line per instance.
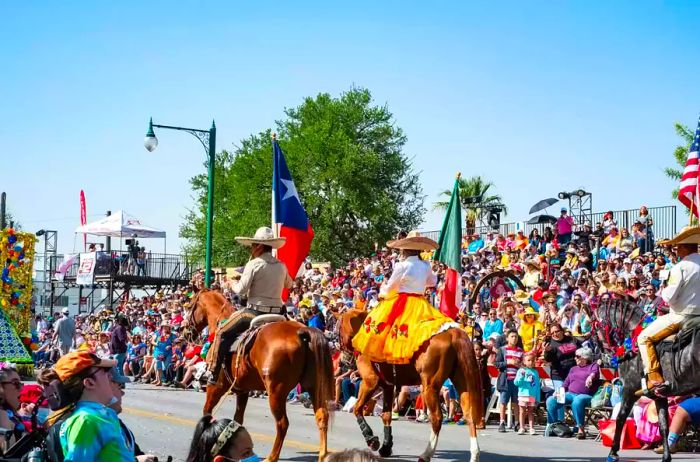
636, 371, 666, 396
207, 365, 220, 385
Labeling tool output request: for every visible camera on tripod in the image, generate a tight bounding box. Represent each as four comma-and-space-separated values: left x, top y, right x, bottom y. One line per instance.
125, 234, 139, 250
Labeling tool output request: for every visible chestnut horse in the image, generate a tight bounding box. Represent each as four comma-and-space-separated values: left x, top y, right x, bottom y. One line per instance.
184, 289, 333, 462
339, 309, 483, 462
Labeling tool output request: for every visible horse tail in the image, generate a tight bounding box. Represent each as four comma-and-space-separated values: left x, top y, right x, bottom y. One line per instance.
453, 330, 484, 428
298, 327, 334, 414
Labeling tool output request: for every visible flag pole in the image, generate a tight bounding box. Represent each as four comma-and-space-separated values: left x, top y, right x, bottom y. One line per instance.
271, 132, 278, 240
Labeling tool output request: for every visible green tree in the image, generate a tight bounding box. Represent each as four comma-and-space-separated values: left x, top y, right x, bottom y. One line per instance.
181, 87, 425, 266
664, 122, 693, 200
434, 175, 507, 235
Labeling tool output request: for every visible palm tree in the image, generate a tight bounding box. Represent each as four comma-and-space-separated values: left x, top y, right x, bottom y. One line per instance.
664, 122, 693, 200
434, 175, 507, 235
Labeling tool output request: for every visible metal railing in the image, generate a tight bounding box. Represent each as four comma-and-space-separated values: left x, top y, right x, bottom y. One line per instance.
52, 252, 201, 282
424, 205, 677, 241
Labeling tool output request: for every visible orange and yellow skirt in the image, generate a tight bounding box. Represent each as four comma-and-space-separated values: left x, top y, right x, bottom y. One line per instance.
352, 292, 458, 364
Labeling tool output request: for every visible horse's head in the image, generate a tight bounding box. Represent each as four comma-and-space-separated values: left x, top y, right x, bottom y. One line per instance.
180, 290, 205, 342
338, 309, 368, 351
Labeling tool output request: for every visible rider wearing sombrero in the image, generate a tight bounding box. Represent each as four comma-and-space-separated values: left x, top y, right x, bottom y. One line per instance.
207, 227, 293, 384
637, 226, 700, 395
352, 231, 458, 364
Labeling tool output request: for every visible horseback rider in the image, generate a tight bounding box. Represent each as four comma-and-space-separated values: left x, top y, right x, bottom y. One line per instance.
351, 230, 458, 364
637, 226, 700, 394
207, 226, 293, 384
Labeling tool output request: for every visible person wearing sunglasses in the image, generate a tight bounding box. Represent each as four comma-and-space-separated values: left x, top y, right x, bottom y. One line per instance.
186, 415, 258, 462
0, 361, 25, 447
47, 351, 134, 462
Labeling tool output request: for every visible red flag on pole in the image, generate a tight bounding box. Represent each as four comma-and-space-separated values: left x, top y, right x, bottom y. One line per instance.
79, 190, 87, 251
679, 116, 700, 219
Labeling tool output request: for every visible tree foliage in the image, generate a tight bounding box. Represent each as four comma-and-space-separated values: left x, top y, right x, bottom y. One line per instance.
181, 87, 425, 266
664, 122, 693, 200
434, 175, 506, 233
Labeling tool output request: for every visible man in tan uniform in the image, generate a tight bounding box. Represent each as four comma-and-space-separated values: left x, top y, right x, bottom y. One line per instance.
208, 227, 293, 383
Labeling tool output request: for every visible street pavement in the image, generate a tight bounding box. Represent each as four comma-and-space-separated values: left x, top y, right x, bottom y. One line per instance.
121, 384, 693, 462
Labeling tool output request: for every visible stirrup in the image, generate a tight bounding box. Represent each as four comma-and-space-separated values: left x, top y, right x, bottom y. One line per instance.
635, 376, 668, 397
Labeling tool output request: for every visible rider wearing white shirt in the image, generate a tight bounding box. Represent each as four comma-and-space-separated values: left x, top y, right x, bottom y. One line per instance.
638, 227, 700, 394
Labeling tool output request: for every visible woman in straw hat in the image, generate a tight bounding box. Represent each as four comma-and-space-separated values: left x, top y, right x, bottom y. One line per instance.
637, 226, 700, 395
351, 231, 457, 364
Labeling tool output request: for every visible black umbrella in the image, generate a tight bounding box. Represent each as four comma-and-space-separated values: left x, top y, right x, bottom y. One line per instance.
527, 214, 557, 225
529, 198, 559, 214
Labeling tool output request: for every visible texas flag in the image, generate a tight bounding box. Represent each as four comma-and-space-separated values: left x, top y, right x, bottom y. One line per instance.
272, 139, 314, 300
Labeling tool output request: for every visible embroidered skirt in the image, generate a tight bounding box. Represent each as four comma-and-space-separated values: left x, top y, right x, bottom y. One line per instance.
351, 292, 457, 364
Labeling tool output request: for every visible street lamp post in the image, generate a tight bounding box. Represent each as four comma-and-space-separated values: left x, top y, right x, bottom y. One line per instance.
144, 118, 216, 287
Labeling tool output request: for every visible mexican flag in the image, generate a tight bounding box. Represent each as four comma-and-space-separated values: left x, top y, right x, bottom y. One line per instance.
433, 176, 463, 320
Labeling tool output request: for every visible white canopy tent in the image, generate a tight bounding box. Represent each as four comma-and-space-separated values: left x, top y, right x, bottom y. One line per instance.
75, 210, 167, 252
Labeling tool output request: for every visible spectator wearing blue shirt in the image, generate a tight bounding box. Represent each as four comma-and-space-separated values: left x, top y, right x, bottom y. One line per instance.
307, 305, 325, 330
467, 234, 485, 254
483, 309, 504, 340
152, 322, 175, 386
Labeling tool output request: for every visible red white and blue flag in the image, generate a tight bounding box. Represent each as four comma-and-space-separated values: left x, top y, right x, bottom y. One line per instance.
272, 139, 314, 299
679, 115, 700, 218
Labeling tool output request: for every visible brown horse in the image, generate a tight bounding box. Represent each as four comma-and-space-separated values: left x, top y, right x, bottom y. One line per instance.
339, 309, 483, 462
183, 289, 333, 462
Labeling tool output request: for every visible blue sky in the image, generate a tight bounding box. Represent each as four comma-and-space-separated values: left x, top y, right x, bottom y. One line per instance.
2, 1, 699, 255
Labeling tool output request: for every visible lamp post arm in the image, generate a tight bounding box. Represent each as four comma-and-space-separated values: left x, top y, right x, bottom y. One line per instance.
151, 123, 211, 153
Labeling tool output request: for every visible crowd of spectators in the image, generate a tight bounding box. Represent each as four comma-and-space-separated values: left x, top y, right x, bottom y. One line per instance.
7, 204, 697, 454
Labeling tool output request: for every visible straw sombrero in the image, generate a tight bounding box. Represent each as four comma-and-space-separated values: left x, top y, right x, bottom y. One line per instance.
513, 289, 530, 303
657, 226, 700, 246
386, 230, 439, 251
235, 227, 286, 249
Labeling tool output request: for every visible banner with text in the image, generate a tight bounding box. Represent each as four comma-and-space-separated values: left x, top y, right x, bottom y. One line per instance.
76, 252, 97, 285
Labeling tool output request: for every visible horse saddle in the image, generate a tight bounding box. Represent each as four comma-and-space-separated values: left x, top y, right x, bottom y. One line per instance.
229, 314, 286, 353
657, 315, 700, 354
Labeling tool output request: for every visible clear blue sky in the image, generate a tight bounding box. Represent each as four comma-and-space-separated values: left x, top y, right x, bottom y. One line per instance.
2, 1, 699, 255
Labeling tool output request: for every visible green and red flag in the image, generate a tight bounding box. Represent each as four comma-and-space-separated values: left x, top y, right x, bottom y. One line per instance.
433, 175, 463, 319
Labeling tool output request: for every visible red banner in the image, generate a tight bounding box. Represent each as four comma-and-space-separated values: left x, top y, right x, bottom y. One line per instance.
79, 190, 87, 251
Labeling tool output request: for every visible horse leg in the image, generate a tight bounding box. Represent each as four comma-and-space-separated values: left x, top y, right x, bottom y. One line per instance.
607, 391, 636, 462
452, 374, 480, 462
419, 386, 442, 462
655, 397, 672, 462
378, 384, 394, 458
353, 375, 381, 451
309, 389, 329, 462
234, 391, 249, 425
264, 385, 290, 462
202, 376, 232, 415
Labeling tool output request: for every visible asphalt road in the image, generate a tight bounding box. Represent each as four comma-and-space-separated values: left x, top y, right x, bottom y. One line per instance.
121, 384, 692, 462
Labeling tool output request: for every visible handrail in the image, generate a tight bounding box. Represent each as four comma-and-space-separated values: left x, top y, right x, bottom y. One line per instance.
49, 252, 203, 281
423, 205, 677, 242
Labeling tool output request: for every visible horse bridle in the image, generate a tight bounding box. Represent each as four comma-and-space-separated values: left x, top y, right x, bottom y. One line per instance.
181, 290, 230, 342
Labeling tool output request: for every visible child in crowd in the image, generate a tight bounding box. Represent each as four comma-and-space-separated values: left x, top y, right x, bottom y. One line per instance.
514, 352, 540, 435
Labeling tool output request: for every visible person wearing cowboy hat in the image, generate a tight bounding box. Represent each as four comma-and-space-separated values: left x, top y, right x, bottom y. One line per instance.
351, 231, 458, 364
207, 227, 294, 384
637, 226, 700, 395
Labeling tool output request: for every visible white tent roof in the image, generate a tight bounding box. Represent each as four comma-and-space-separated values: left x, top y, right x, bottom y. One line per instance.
75, 210, 166, 238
